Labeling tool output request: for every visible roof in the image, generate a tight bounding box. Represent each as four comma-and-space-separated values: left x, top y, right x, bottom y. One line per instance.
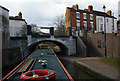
9, 16, 25, 21
67, 7, 116, 19
9, 16, 27, 24
0, 5, 9, 11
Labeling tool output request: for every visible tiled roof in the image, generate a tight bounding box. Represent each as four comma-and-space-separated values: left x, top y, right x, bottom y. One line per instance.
67, 7, 116, 19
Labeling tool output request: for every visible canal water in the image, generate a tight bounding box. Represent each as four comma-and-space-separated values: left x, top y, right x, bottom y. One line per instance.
60, 59, 100, 81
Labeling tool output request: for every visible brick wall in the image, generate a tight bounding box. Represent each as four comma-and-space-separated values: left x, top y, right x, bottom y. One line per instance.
71, 11, 76, 28
65, 8, 71, 29
93, 15, 96, 30
2, 47, 22, 67
87, 32, 119, 58
65, 8, 76, 28
80, 13, 84, 29
87, 13, 90, 30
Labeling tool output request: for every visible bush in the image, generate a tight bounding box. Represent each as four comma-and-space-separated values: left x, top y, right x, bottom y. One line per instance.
102, 56, 120, 66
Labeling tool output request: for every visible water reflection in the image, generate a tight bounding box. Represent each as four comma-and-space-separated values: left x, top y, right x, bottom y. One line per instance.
61, 59, 99, 81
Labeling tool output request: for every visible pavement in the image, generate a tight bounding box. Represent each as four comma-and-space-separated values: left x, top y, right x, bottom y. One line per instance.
59, 56, 119, 80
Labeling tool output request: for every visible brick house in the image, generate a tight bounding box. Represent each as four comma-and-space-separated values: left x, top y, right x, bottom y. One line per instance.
65, 4, 117, 36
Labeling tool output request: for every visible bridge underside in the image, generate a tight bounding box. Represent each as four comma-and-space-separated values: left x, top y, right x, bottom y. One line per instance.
29, 40, 69, 55
27, 36, 76, 55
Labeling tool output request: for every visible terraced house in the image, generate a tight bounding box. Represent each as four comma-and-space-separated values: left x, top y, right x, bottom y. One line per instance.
65, 4, 117, 36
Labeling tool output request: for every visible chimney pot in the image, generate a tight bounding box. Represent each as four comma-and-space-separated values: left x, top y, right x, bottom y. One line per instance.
72, 4, 79, 10
107, 10, 112, 16
88, 5, 93, 12
18, 12, 22, 19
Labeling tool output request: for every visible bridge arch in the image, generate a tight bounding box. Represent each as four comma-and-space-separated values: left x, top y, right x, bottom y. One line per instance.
29, 39, 69, 55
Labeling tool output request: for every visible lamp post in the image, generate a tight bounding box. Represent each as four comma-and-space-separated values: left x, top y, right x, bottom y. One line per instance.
103, 5, 107, 57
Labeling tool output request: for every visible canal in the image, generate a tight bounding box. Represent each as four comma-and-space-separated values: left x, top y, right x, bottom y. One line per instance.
60, 58, 100, 81
3, 49, 102, 81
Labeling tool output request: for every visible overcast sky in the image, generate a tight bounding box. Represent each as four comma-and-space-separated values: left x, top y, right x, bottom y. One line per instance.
1, 0, 120, 27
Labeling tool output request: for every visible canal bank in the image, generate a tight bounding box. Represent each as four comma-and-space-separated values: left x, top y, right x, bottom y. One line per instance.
59, 55, 119, 81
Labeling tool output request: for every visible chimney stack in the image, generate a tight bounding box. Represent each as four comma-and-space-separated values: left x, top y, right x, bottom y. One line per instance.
18, 12, 22, 19
88, 5, 93, 12
72, 4, 79, 10
107, 10, 112, 16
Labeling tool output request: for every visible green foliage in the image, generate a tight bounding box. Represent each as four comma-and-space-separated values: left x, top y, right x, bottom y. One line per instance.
102, 56, 120, 66
29, 24, 38, 32
53, 15, 66, 36
54, 24, 66, 36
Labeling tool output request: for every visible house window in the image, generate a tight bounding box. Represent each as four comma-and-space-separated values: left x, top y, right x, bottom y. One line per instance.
76, 20, 80, 22
90, 22, 93, 30
106, 18, 108, 23
100, 24, 103, 31
112, 19, 114, 31
90, 14, 93, 20
77, 22, 80, 30
76, 12, 80, 19
101, 18, 103, 22
77, 22, 80, 26
83, 13, 86, 19
76, 20, 80, 30
84, 21, 87, 30
112, 18, 114, 23
97, 18, 100, 32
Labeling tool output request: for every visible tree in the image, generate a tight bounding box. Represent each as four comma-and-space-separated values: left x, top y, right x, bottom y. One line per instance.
29, 23, 42, 36
29, 24, 38, 33
53, 15, 66, 36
